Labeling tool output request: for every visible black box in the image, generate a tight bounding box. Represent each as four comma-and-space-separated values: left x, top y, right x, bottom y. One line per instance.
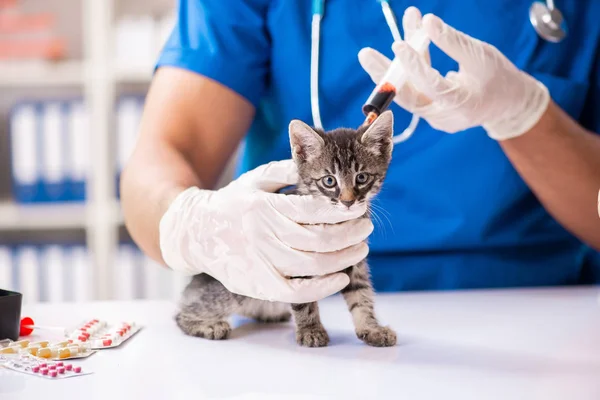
0, 289, 22, 341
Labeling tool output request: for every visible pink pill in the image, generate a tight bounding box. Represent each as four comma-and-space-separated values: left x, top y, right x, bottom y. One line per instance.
49, 365, 57, 370
56, 362, 63, 367
32, 366, 40, 373
41, 369, 49, 375
50, 371, 58, 378
39, 363, 47, 368
58, 367, 65, 374
65, 364, 72, 371
73, 366, 82, 373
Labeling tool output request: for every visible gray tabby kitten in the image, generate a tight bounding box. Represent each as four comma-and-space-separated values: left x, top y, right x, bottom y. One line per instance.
175, 110, 397, 347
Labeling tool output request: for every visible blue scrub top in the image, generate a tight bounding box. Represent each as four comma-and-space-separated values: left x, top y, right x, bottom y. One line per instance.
156, 0, 600, 292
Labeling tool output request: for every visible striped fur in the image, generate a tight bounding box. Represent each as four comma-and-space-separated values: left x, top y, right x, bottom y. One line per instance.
175, 112, 396, 347
288, 112, 396, 346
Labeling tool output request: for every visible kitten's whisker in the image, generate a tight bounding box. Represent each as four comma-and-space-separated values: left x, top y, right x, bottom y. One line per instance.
370, 200, 393, 219
366, 204, 387, 238
373, 205, 394, 235
367, 203, 394, 236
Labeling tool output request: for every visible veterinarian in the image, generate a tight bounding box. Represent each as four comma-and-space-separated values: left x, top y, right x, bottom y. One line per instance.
120, 1, 600, 302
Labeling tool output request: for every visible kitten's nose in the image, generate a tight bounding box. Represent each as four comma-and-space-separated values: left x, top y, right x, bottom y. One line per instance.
340, 199, 355, 208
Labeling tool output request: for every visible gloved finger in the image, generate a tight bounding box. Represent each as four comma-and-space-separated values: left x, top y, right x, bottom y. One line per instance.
274, 218, 374, 253
403, 6, 422, 40
394, 81, 434, 111
283, 273, 350, 303
358, 47, 391, 85
392, 41, 452, 101
267, 193, 367, 225
422, 13, 482, 67
358, 47, 431, 112
402, 6, 430, 65
238, 159, 299, 193
276, 242, 369, 278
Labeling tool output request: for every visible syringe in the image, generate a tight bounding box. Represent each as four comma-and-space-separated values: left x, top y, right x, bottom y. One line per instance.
362, 29, 431, 126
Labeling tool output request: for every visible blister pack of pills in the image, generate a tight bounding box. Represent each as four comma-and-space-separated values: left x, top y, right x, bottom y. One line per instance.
0, 339, 95, 360
67, 319, 141, 349
3, 358, 92, 379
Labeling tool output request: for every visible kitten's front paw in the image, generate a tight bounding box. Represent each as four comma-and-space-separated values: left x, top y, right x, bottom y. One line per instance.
186, 320, 231, 340
357, 326, 397, 347
296, 325, 329, 347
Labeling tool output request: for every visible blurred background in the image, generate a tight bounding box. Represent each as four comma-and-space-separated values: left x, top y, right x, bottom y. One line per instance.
0, 0, 230, 304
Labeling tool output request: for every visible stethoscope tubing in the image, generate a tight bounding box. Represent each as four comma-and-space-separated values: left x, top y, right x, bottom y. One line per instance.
309, 0, 566, 142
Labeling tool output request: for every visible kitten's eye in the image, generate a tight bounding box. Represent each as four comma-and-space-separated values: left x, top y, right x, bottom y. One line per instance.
321, 175, 337, 188
355, 173, 369, 185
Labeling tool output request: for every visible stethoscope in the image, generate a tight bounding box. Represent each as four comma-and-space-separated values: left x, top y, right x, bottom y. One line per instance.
309, 0, 567, 141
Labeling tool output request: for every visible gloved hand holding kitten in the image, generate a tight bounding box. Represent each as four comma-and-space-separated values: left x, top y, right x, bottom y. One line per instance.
359, 7, 550, 141
159, 159, 373, 304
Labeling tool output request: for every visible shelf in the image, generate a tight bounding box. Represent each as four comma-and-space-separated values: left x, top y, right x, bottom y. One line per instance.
115, 66, 153, 83
0, 60, 85, 87
0, 202, 86, 230
0, 61, 155, 87
0, 201, 123, 231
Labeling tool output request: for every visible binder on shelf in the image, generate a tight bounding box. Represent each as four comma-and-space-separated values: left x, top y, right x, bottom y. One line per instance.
70, 245, 91, 302
43, 245, 66, 303
0, 242, 191, 303
10, 95, 142, 203
10, 100, 76, 203
144, 252, 189, 301
0, 246, 13, 291
3, 244, 92, 304
67, 101, 90, 201
142, 251, 187, 301
40, 101, 67, 202
114, 243, 143, 300
10, 103, 40, 203
15, 246, 40, 304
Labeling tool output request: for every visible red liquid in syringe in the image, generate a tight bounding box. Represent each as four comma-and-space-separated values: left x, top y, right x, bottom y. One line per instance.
362, 82, 396, 125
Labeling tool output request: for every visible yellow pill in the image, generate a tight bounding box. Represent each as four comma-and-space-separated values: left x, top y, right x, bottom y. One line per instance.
67, 345, 80, 356
37, 347, 51, 358
58, 348, 72, 359
26, 346, 39, 356
37, 347, 57, 358
31, 341, 49, 348
13, 340, 29, 348
0, 347, 16, 354
52, 341, 70, 348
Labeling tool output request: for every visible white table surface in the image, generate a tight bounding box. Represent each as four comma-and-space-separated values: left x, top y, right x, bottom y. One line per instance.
1, 286, 599, 400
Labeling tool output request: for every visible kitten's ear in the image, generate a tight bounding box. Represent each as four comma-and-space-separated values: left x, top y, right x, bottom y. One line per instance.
361, 110, 394, 156
289, 120, 325, 163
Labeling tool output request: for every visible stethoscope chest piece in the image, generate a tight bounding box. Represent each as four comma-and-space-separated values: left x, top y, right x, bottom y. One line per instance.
529, 1, 567, 43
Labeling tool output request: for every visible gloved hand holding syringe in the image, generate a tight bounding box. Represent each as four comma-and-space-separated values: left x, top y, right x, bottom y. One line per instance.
360, 27, 431, 142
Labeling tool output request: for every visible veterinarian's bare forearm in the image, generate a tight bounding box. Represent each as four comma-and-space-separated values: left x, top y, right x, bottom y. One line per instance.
121, 141, 199, 264
500, 100, 600, 250
120, 67, 255, 264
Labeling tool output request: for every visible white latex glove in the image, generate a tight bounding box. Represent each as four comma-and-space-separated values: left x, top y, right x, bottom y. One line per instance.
159, 160, 373, 303
359, 8, 551, 140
